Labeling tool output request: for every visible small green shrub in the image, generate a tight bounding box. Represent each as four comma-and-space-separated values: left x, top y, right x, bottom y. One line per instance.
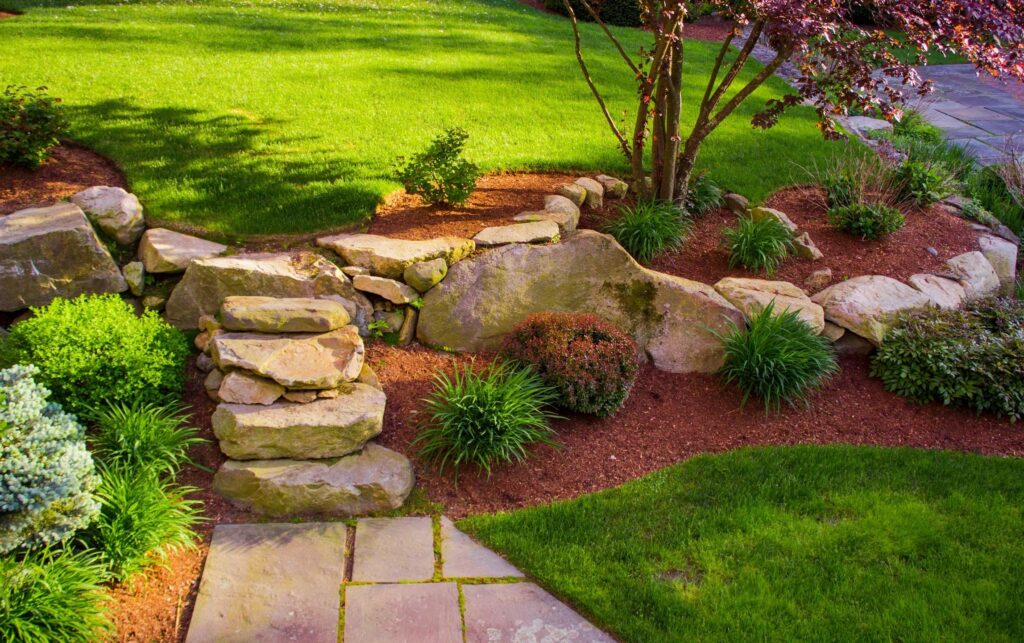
684, 172, 724, 216
959, 198, 998, 226
79, 467, 201, 582
603, 199, 688, 264
0, 548, 111, 642
394, 127, 480, 206
892, 160, 955, 206
0, 85, 67, 169
871, 298, 1024, 420
0, 365, 99, 554
0, 294, 189, 415
414, 362, 560, 478
892, 109, 943, 143
717, 303, 838, 412
723, 215, 793, 276
828, 203, 905, 239
87, 401, 202, 477
502, 313, 639, 417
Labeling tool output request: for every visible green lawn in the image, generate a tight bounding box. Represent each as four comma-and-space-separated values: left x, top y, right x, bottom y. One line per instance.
0, 0, 846, 236
887, 30, 969, 65
461, 446, 1024, 642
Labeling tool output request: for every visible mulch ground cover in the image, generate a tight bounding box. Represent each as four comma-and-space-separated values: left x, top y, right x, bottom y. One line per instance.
0, 144, 127, 215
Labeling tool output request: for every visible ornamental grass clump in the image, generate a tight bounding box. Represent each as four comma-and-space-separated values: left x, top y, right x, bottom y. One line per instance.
603, 199, 689, 264
86, 401, 203, 477
684, 172, 724, 216
502, 312, 639, 417
723, 215, 793, 276
717, 303, 838, 412
414, 362, 560, 479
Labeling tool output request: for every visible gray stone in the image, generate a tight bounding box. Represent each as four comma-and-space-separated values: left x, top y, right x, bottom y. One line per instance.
122, 261, 144, 297
138, 228, 227, 274
595, 174, 628, 198
282, 390, 318, 404
844, 115, 894, 137
833, 331, 875, 356
214, 443, 414, 517
195, 353, 216, 373
440, 517, 523, 579
513, 208, 579, 235
352, 517, 435, 583
344, 583, 462, 643
203, 369, 224, 391
70, 186, 145, 245
714, 277, 825, 334
793, 232, 823, 260
724, 193, 749, 215
942, 251, 1001, 299
316, 233, 474, 279
217, 370, 284, 406
404, 258, 448, 293
142, 294, 166, 311
978, 235, 1018, 296
463, 583, 614, 643
352, 274, 419, 304
555, 184, 587, 207
398, 307, 418, 346
544, 194, 581, 220
574, 177, 604, 208
811, 275, 932, 345
473, 220, 560, 247
185, 523, 346, 643
907, 273, 967, 309
0, 203, 126, 311
372, 308, 405, 334
220, 296, 350, 333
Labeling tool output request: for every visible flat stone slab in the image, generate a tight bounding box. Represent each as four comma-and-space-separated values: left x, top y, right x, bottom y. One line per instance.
463, 583, 614, 643
138, 227, 227, 274
220, 296, 350, 333
513, 209, 578, 235
473, 220, 560, 246
344, 583, 462, 643
352, 516, 435, 582
217, 370, 284, 406
811, 275, 932, 345
186, 522, 346, 643
317, 233, 475, 279
352, 274, 419, 304
440, 517, 523, 579
211, 326, 364, 389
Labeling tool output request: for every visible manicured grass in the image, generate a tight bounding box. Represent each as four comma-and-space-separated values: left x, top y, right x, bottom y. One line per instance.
887, 31, 969, 65
0, 0, 846, 236
460, 445, 1024, 642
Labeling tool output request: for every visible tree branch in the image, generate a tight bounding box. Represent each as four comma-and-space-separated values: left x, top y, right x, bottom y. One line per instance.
703, 20, 765, 117
577, 0, 641, 76
700, 24, 738, 113
704, 48, 793, 134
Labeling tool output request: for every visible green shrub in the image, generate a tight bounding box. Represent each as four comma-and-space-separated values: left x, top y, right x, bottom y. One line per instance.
717, 303, 838, 412
892, 109, 943, 143
966, 166, 1024, 235
0, 548, 111, 642
812, 152, 893, 209
892, 160, 955, 206
0, 365, 99, 554
543, 0, 643, 27
603, 199, 688, 264
0, 85, 67, 169
502, 313, 639, 417
959, 198, 999, 226
871, 298, 1024, 420
79, 467, 201, 582
895, 138, 975, 181
87, 401, 202, 477
828, 203, 905, 239
0, 295, 189, 415
723, 215, 793, 276
394, 127, 480, 206
414, 362, 560, 478
684, 172, 724, 216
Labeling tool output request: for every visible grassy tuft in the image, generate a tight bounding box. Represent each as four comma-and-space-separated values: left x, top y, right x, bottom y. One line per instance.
603, 200, 689, 264
723, 215, 793, 276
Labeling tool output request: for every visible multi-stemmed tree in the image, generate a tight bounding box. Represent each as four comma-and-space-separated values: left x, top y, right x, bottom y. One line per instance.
562, 0, 1024, 202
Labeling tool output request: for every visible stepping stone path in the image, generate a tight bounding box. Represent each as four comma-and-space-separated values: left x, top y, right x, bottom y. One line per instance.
186, 517, 612, 642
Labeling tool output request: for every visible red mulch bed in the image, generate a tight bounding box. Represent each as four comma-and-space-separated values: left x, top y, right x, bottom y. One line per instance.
685, 17, 733, 42
0, 144, 127, 215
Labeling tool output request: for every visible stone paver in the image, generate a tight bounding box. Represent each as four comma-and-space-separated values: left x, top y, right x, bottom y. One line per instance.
186, 523, 346, 643
440, 516, 523, 579
344, 583, 462, 643
352, 516, 435, 582
463, 583, 616, 643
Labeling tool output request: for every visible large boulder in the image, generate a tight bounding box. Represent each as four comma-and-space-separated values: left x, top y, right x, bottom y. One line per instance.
907, 274, 966, 310
138, 228, 228, 274
978, 235, 1018, 296
811, 275, 932, 345
316, 234, 474, 279
220, 296, 350, 333
713, 278, 825, 334
165, 252, 372, 330
942, 251, 1000, 299
70, 186, 145, 245
211, 326, 364, 389
0, 203, 126, 311
213, 443, 414, 517
212, 384, 385, 460
417, 230, 743, 373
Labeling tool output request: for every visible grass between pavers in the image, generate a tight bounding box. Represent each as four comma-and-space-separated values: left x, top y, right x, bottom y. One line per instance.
0, 0, 847, 236
459, 445, 1024, 642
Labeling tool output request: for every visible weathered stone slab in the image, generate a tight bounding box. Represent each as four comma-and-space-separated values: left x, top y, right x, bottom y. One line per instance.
70, 186, 145, 245
344, 583, 461, 643
942, 251, 1000, 299
213, 443, 414, 517
212, 384, 385, 460
811, 275, 932, 345
220, 296, 350, 333
821, 321, 846, 342
513, 208, 578, 235
440, 517, 523, 579
211, 326, 364, 389
0, 203, 126, 311
404, 258, 448, 293
138, 227, 227, 273
352, 274, 418, 304
907, 273, 966, 309
352, 516, 435, 582
575, 177, 604, 208
185, 523, 346, 643
316, 233, 474, 279
473, 220, 560, 247
463, 583, 614, 643
555, 184, 586, 207
750, 206, 798, 233
217, 370, 284, 406
595, 174, 628, 198
978, 234, 1018, 296
713, 277, 825, 334
544, 194, 581, 219
123, 261, 144, 296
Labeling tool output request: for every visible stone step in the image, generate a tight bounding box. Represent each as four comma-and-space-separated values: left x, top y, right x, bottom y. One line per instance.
211, 326, 364, 389
212, 383, 386, 460
213, 443, 414, 517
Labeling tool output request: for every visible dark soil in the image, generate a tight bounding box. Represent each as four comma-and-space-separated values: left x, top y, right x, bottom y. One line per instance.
0, 144, 127, 215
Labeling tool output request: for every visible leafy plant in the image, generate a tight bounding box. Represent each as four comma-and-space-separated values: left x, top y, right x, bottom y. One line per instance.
87, 401, 202, 477
413, 362, 560, 478
966, 166, 1024, 235
0, 548, 111, 642
603, 199, 689, 264
0, 365, 99, 554
394, 127, 480, 206
891, 109, 944, 143
958, 198, 998, 226
367, 319, 390, 338
717, 303, 838, 412
871, 297, 1024, 420
892, 160, 955, 206
502, 313, 640, 417
895, 137, 975, 181
0, 85, 67, 169
723, 215, 794, 276
684, 171, 724, 216
0, 294, 189, 415
828, 203, 905, 239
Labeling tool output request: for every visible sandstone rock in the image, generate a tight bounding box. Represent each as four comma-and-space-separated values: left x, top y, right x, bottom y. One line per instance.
822, 321, 846, 342
194, 331, 213, 353
70, 186, 145, 245
218, 370, 284, 406
353, 275, 418, 304
198, 314, 221, 333
204, 369, 225, 392
978, 235, 1017, 296
398, 307, 418, 345
713, 277, 825, 334
142, 294, 166, 311
372, 309, 405, 334
342, 265, 370, 277
544, 194, 581, 220
724, 193, 749, 215
213, 443, 414, 517
793, 232, 823, 260
811, 275, 931, 345
0, 203, 126, 311
212, 326, 364, 389
750, 206, 798, 233
844, 115, 893, 137
316, 234, 474, 279
220, 296, 350, 333
403, 258, 447, 293
907, 274, 966, 309
357, 363, 383, 392
418, 230, 744, 373
283, 390, 318, 404
166, 252, 372, 331
555, 184, 587, 207
805, 268, 833, 292
595, 175, 628, 198
574, 177, 604, 208
512, 209, 578, 235
941, 251, 1000, 299
138, 228, 227, 274
473, 220, 560, 247
123, 261, 144, 296
196, 353, 216, 373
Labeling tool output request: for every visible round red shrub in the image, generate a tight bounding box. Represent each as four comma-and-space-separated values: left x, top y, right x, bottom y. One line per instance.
501, 312, 640, 418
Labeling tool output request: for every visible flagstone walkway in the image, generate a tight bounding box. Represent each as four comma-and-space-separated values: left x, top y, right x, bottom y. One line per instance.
185, 517, 614, 642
